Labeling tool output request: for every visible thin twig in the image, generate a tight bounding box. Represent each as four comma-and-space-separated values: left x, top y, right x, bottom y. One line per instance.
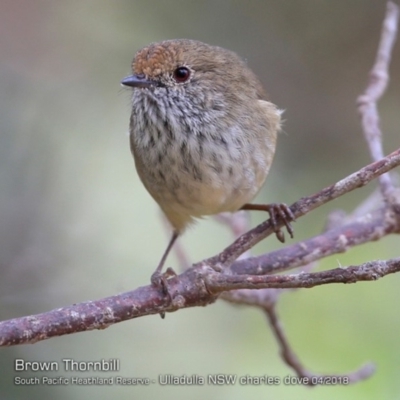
207, 257, 400, 292
264, 306, 375, 386
357, 1, 399, 199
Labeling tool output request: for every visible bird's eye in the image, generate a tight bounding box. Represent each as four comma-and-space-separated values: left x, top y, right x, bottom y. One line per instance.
173, 67, 191, 83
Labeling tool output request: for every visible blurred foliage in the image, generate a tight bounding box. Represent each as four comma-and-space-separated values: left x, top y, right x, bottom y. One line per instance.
0, 1, 399, 399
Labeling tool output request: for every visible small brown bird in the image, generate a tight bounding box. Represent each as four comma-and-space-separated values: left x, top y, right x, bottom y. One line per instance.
122, 39, 293, 290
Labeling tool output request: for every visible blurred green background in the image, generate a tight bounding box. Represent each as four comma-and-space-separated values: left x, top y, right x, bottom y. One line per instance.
1, 1, 399, 399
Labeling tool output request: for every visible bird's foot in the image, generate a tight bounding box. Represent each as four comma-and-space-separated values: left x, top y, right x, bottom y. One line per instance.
151, 267, 177, 319
241, 202, 295, 243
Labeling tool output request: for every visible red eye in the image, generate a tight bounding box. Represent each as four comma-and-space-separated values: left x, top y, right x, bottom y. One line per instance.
173, 67, 190, 83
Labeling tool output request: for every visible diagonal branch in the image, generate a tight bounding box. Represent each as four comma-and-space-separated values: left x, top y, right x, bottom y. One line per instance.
229, 205, 398, 276
200, 147, 400, 268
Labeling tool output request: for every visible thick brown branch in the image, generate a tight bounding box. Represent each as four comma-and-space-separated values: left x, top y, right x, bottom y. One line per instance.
0, 266, 217, 346
1, 254, 399, 346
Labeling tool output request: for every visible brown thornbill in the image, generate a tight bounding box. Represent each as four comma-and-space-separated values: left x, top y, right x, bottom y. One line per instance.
122, 39, 294, 294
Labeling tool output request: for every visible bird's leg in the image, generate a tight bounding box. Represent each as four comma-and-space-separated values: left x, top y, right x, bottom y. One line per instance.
151, 230, 179, 295
240, 203, 295, 243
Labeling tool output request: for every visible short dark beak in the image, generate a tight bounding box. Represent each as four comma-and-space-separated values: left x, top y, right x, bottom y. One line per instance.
121, 74, 155, 89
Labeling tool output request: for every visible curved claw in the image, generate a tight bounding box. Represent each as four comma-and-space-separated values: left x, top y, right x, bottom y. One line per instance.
240, 202, 295, 243
269, 203, 294, 240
